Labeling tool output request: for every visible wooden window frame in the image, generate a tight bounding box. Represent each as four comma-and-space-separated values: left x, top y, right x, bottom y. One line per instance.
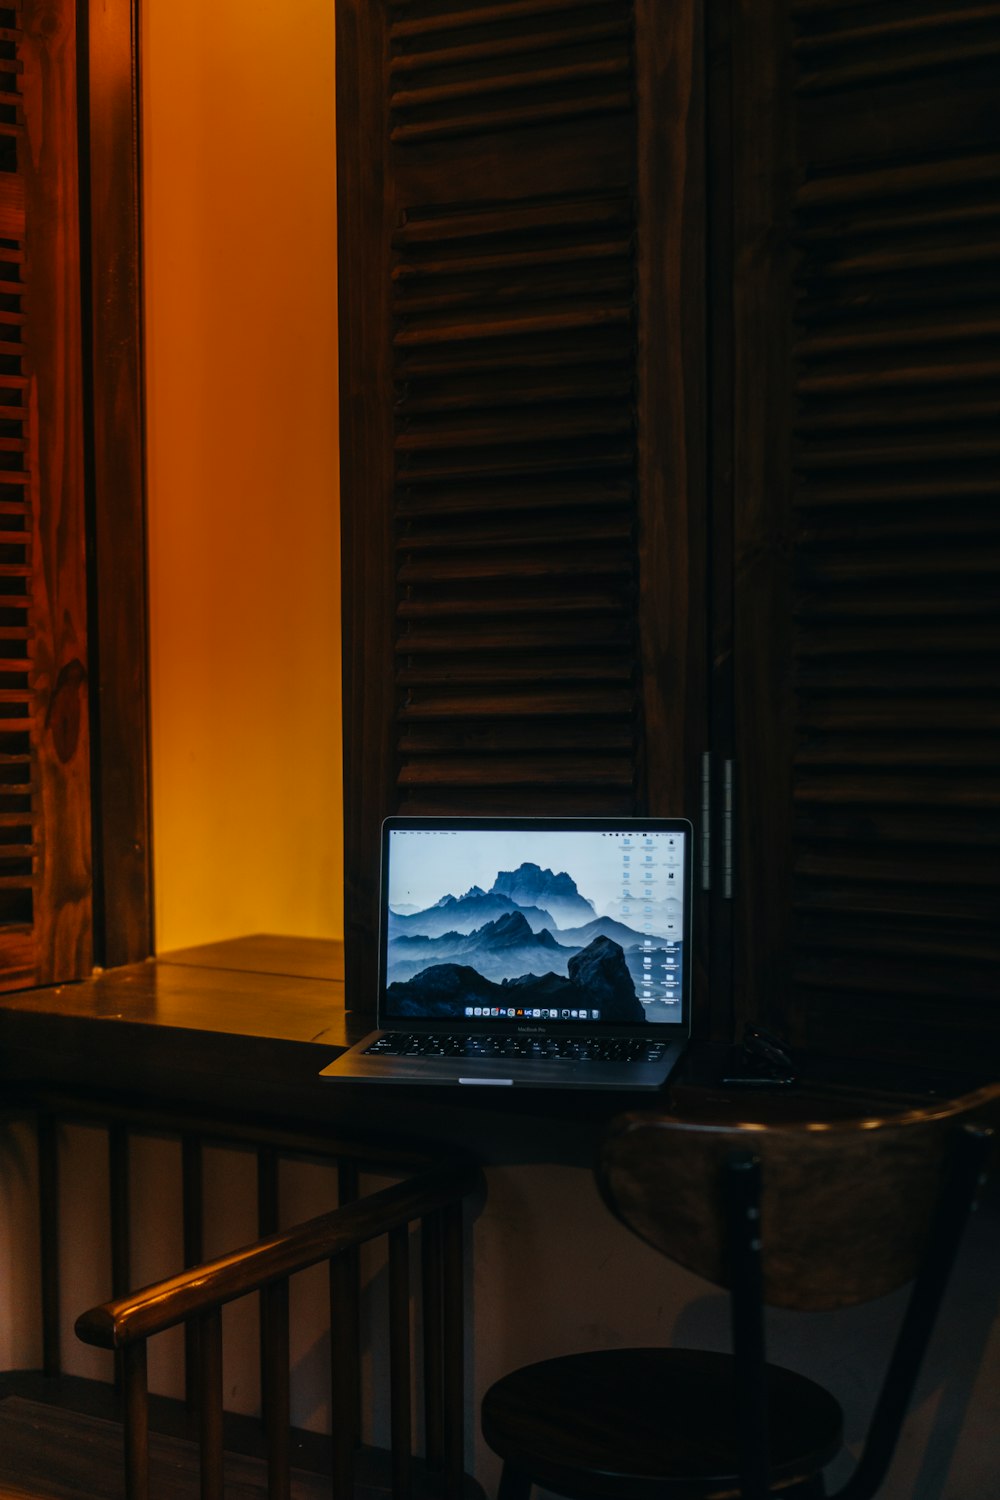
0, 0, 149, 990
83, 0, 151, 968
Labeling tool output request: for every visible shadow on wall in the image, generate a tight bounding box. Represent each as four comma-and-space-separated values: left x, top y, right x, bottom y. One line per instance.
473, 1164, 1000, 1500
674, 1233, 1000, 1498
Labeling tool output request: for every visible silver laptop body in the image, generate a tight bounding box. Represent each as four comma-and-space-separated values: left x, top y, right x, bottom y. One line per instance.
320, 815, 693, 1091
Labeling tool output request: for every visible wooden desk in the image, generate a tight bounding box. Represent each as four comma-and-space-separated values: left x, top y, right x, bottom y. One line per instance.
0, 935, 979, 1162
0, 936, 638, 1163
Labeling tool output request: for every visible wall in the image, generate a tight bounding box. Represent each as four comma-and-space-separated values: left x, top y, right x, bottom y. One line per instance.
142, 0, 343, 952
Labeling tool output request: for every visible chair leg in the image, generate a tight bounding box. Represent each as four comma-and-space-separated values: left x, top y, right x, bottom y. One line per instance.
497, 1463, 532, 1500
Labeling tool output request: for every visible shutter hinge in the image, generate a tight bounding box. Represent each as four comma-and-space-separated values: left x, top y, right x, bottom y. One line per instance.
700, 751, 712, 891
723, 759, 734, 900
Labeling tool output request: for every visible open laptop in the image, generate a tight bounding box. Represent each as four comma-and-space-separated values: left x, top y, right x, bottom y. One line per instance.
320, 814, 693, 1090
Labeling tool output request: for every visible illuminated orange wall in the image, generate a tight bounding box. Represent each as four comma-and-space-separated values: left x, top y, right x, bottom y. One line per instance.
141, 1, 343, 950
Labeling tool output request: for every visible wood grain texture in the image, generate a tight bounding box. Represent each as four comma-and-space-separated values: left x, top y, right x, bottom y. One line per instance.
633, 0, 709, 1034
729, 0, 797, 1043
482, 1347, 841, 1499
2, 1081, 485, 1500
0, 950, 348, 1042
599, 1083, 1000, 1309
0, 13, 38, 990
74, 1161, 480, 1347
729, 0, 1000, 1071
703, 0, 736, 1045
337, 0, 398, 1014
84, 0, 152, 969
0, 0, 93, 989
340, 2, 706, 1016
0, 1394, 487, 1500
392, 187, 640, 805
4, 936, 987, 1169
158, 934, 345, 983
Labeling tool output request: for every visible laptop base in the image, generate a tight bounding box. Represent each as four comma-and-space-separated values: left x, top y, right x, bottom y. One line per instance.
321, 1032, 686, 1091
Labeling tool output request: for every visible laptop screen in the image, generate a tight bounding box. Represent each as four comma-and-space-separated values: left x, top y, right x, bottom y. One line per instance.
380, 817, 692, 1030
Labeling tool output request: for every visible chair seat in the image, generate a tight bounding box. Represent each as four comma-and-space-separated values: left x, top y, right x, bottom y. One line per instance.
481, 1347, 844, 1500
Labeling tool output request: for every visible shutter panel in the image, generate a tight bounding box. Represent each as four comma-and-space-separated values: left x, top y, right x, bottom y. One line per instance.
393, 190, 639, 808
733, 1, 1000, 1069
0, 0, 91, 989
386, 1, 642, 818
338, 0, 706, 1002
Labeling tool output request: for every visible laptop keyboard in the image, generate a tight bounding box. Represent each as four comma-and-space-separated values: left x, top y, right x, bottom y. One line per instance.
364, 1033, 669, 1063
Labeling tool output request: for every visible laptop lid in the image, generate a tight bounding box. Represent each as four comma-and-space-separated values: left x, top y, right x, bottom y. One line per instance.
377, 816, 692, 1037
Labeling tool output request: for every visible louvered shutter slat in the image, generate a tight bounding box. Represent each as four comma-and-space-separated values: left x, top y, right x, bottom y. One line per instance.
391, 157, 642, 808
736, 0, 1000, 1066
0, 6, 33, 952
390, 20, 630, 75
0, 0, 91, 984
340, 0, 704, 1001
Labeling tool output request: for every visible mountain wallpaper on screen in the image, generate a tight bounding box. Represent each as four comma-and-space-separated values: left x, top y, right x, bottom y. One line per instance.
490, 864, 596, 926
386, 862, 670, 1021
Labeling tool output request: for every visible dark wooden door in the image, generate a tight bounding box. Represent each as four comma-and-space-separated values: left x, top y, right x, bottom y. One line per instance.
337, 0, 709, 1010
728, 0, 1000, 1072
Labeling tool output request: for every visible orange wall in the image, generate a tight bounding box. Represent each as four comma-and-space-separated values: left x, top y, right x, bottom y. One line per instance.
141, 0, 343, 950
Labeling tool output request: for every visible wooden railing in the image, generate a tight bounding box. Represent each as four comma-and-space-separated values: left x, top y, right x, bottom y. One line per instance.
1, 1089, 485, 1500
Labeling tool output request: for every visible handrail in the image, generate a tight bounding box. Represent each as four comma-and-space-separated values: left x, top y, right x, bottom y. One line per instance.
76, 1157, 483, 1349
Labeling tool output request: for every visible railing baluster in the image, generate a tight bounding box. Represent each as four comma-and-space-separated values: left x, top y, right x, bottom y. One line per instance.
110, 1124, 131, 1398
59, 1129, 479, 1500
182, 1133, 204, 1407
258, 1143, 280, 1438
421, 1209, 444, 1472
36, 1112, 60, 1378
109, 1124, 131, 1297
262, 1278, 291, 1500
389, 1223, 412, 1500
442, 1200, 465, 1500
330, 1248, 359, 1500
122, 1340, 150, 1500
337, 1157, 362, 1449
199, 1307, 224, 1500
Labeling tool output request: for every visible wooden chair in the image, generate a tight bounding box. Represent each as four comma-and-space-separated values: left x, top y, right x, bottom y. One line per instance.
481, 1083, 999, 1500
1, 1089, 486, 1500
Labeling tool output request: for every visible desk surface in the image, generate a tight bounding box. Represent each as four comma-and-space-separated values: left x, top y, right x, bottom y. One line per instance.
0, 936, 977, 1163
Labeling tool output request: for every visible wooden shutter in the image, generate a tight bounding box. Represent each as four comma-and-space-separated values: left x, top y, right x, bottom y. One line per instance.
392, 190, 640, 805
338, 1, 706, 1005
0, 0, 92, 989
732, 1, 1000, 1069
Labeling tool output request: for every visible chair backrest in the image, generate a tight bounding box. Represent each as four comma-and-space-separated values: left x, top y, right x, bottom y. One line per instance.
597, 1083, 999, 1310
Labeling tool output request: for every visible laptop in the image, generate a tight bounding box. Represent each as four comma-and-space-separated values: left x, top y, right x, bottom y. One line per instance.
320, 814, 693, 1090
